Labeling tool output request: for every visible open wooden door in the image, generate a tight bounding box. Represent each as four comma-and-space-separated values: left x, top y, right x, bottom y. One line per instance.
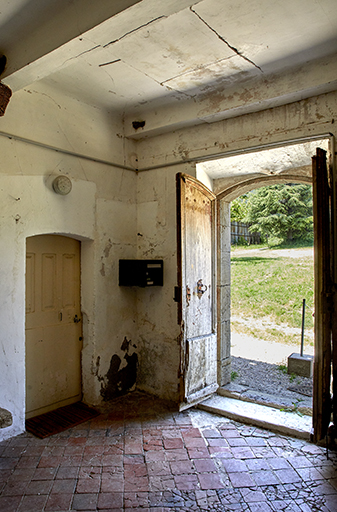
176, 173, 218, 409
312, 147, 336, 443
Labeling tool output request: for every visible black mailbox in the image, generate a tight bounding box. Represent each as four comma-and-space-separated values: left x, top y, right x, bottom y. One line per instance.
119, 259, 163, 287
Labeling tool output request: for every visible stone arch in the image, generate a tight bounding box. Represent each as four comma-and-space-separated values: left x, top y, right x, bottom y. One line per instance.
217, 174, 312, 202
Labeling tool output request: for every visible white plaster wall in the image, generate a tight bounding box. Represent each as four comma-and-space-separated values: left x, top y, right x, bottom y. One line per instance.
87, 197, 137, 406
1, 81, 127, 167
135, 163, 196, 401
0, 86, 137, 441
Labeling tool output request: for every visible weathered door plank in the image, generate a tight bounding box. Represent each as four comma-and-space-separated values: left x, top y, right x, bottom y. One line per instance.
177, 173, 218, 408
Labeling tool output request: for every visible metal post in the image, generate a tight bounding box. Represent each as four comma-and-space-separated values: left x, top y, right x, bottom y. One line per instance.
301, 298, 306, 357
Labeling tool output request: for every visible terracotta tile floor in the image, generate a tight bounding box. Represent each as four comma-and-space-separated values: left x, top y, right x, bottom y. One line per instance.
0, 392, 336, 511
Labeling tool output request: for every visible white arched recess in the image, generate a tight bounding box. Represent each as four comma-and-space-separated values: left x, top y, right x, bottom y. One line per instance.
0, 175, 97, 441
216, 173, 312, 387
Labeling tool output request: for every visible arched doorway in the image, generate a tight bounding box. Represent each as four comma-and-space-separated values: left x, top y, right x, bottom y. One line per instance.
217, 174, 313, 387
25, 234, 82, 419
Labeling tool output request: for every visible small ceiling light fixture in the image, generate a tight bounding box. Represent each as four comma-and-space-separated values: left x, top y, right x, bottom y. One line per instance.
132, 120, 145, 130
52, 175, 72, 195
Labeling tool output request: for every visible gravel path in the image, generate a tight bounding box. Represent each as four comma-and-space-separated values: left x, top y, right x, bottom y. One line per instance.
228, 329, 313, 414
229, 355, 313, 414
232, 246, 314, 259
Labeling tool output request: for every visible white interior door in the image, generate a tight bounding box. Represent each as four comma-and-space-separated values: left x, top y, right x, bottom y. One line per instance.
26, 235, 82, 418
177, 173, 218, 409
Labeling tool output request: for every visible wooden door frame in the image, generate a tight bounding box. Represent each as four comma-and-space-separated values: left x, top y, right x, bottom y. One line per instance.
312, 147, 336, 443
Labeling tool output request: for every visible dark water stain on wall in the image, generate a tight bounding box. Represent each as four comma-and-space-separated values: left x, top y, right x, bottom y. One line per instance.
100, 337, 138, 401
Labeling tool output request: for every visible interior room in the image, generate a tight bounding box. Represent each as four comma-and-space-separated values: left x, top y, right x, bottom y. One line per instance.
0, 0, 337, 509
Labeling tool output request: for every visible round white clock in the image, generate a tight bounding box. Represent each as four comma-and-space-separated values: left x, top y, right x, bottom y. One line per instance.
52, 175, 72, 195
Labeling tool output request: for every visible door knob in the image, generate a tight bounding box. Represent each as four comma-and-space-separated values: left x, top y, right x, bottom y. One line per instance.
74, 314, 81, 323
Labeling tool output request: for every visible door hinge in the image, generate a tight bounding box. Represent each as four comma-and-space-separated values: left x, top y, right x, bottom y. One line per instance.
174, 286, 181, 302
186, 286, 191, 307
185, 339, 189, 371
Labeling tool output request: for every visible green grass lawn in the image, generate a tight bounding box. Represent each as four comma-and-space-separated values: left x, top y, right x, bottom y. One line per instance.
231, 245, 314, 346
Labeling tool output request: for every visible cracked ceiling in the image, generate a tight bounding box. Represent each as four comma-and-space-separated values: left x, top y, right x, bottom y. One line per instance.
1, 0, 337, 138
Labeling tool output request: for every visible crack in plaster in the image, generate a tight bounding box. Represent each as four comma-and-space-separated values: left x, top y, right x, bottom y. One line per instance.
75, 44, 101, 58
99, 59, 121, 67
190, 6, 263, 73
100, 67, 116, 92
103, 16, 167, 48
113, 56, 192, 102
103, 239, 113, 258
24, 89, 62, 109
160, 55, 235, 87
61, 44, 101, 67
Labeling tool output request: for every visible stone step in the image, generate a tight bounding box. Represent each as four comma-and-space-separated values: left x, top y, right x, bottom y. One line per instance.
218, 383, 312, 417
197, 394, 312, 440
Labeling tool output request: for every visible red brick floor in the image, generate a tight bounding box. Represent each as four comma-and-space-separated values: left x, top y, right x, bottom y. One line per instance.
0, 392, 336, 511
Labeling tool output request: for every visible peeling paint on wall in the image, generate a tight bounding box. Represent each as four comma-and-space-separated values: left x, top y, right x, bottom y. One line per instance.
103, 238, 112, 258
97, 337, 138, 401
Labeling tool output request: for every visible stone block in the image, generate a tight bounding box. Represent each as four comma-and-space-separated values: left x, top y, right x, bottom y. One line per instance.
0, 407, 13, 428
287, 353, 313, 378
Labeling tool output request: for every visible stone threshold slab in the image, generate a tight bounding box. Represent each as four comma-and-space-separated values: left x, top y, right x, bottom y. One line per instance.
218, 384, 312, 417
197, 394, 312, 440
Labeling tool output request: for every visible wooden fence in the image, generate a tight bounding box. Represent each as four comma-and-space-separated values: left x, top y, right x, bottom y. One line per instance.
231, 221, 261, 245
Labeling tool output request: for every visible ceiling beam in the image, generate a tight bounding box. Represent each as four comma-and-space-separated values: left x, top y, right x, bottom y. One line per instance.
124, 53, 337, 138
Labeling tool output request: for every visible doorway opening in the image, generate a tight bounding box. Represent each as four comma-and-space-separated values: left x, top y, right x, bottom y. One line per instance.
196, 135, 334, 437
229, 184, 315, 416
25, 234, 82, 419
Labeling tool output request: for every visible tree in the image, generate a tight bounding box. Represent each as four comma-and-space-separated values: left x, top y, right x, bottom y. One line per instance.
243, 184, 313, 245
230, 194, 249, 222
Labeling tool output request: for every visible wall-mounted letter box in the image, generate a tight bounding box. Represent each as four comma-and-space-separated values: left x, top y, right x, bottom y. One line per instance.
119, 260, 163, 287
